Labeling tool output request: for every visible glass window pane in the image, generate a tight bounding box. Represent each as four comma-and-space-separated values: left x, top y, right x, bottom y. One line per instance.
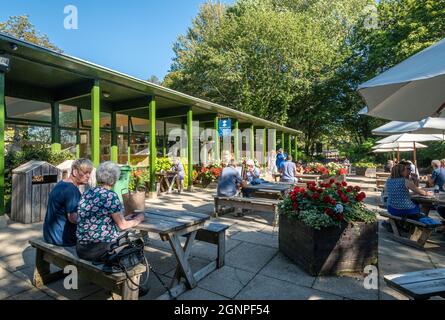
6, 97, 51, 122
81, 109, 111, 128
131, 117, 149, 132
5, 124, 51, 152
59, 105, 78, 128
117, 134, 128, 164
100, 131, 111, 162
79, 130, 91, 158
130, 133, 149, 166
61, 130, 77, 156
116, 114, 129, 133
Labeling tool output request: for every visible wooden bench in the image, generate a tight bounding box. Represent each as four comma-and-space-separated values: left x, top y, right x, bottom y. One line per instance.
384, 268, 445, 300
183, 223, 230, 269
376, 178, 387, 189
379, 211, 439, 248
213, 196, 280, 227
29, 239, 147, 300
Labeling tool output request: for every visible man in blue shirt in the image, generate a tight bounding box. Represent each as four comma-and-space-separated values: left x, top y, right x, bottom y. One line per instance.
280, 155, 298, 183
217, 160, 246, 197
276, 149, 287, 171
429, 160, 445, 191
43, 159, 93, 247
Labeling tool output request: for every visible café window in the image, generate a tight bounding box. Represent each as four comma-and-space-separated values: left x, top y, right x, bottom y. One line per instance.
116, 114, 129, 133
5, 124, 51, 152
117, 134, 129, 164
131, 117, 149, 132
100, 131, 111, 162
6, 97, 51, 122
80, 109, 111, 128
61, 130, 77, 156
59, 105, 78, 128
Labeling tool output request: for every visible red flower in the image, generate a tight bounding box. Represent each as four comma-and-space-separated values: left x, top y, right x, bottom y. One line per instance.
325, 208, 334, 216
346, 186, 353, 193
293, 202, 299, 210
291, 195, 297, 202
354, 186, 361, 192
329, 179, 335, 184
337, 190, 343, 197
323, 195, 331, 203
294, 186, 301, 193
312, 192, 320, 200
330, 199, 337, 206
299, 188, 306, 194
339, 168, 348, 175
340, 195, 349, 203
335, 213, 344, 221
341, 181, 347, 187
355, 192, 366, 202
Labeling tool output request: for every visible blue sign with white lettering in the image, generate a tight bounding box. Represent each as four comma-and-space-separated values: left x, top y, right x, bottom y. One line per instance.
218, 119, 232, 137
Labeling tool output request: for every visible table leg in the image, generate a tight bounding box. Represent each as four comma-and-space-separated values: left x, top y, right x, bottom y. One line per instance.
167, 231, 197, 289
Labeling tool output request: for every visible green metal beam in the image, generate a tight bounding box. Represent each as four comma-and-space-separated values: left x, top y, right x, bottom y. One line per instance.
214, 116, 220, 161
294, 135, 298, 161
281, 132, 285, 151
51, 102, 61, 153
288, 134, 292, 157
111, 112, 118, 163
187, 107, 193, 191
263, 128, 267, 168
149, 98, 157, 193
0, 73, 5, 215
234, 120, 239, 161
250, 124, 255, 160
91, 80, 101, 167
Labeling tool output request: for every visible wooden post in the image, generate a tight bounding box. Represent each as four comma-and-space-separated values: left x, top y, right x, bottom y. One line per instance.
149, 97, 157, 196
0, 72, 4, 215
51, 102, 61, 153
187, 107, 193, 191
91, 80, 101, 167
111, 112, 118, 163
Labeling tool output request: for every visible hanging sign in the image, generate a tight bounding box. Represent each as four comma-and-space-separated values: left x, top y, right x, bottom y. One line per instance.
218, 118, 232, 137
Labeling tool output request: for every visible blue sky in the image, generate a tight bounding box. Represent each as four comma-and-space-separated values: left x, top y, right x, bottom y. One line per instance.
1, 0, 234, 81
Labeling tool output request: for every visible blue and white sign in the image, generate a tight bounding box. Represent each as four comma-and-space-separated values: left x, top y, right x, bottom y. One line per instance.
218, 118, 232, 137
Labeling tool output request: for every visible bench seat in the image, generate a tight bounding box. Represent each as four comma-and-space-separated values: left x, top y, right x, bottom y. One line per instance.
379, 211, 439, 249
29, 239, 146, 300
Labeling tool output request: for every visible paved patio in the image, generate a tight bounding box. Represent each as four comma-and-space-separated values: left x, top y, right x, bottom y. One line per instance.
1, 186, 445, 300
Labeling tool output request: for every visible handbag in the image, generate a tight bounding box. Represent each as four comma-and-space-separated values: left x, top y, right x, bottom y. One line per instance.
122, 186, 146, 216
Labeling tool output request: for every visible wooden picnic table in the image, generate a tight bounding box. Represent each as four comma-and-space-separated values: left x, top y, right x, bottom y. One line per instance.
411, 190, 445, 206
156, 172, 178, 193
242, 182, 294, 199
134, 209, 212, 299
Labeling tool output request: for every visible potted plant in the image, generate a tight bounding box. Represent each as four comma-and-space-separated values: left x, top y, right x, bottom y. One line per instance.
354, 162, 377, 177
199, 162, 223, 188
278, 180, 378, 276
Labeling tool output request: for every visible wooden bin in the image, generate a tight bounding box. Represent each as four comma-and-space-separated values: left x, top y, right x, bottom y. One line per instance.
11, 161, 62, 224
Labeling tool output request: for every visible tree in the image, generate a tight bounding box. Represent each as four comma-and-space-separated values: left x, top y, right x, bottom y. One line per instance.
148, 75, 162, 85
0, 15, 61, 52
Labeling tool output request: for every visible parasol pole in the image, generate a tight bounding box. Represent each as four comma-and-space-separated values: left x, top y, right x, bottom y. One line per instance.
413, 141, 417, 168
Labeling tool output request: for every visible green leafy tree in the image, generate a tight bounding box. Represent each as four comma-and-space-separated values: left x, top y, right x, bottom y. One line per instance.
0, 15, 61, 52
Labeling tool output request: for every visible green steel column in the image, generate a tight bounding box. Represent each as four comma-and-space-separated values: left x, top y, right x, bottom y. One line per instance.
91, 81, 101, 167
288, 134, 292, 157
127, 117, 131, 165
187, 108, 193, 191
214, 116, 220, 161
149, 98, 157, 193
0, 73, 5, 215
281, 132, 285, 150
163, 121, 167, 157
51, 102, 61, 153
250, 124, 255, 159
234, 120, 239, 161
294, 135, 298, 161
111, 112, 118, 163
76, 108, 80, 159
263, 128, 267, 168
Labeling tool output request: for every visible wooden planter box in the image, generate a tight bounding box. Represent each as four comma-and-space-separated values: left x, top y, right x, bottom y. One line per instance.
279, 214, 378, 276
355, 167, 376, 177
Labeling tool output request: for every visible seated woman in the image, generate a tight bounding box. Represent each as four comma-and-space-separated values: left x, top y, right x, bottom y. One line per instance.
170, 158, 185, 193
76, 161, 145, 262
386, 163, 432, 219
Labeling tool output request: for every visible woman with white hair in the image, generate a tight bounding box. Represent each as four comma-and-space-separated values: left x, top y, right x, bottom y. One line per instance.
76, 161, 145, 262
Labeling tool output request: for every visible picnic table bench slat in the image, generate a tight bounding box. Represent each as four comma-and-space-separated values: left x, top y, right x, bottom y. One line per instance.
384, 268, 445, 285
147, 209, 209, 220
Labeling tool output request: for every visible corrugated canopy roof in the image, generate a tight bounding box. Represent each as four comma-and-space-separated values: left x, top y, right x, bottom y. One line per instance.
0, 33, 300, 134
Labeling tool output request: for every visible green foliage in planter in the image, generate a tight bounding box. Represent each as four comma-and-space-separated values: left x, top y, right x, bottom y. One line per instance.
353, 162, 376, 169
156, 157, 172, 172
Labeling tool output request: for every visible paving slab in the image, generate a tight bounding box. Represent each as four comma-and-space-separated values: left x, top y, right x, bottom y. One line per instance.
198, 265, 255, 298
0, 246, 36, 272
45, 278, 103, 300
165, 256, 212, 278
259, 253, 315, 288
225, 242, 277, 273
231, 230, 278, 249
312, 276, 378, 300
178, 287, 229, 300
0, 265, 11, 280
5, 287, 53, 300
144, 247, 178, 275
0, 273, 35, 300
235, 274, 342, 300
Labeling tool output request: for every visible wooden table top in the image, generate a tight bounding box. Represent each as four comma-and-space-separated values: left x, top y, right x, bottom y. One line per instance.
135, 209, 209, 235
295, 174, 320, 179
243, 182, 293, 193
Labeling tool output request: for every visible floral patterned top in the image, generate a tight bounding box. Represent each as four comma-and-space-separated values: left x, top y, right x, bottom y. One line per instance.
76, 187, 122, 244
